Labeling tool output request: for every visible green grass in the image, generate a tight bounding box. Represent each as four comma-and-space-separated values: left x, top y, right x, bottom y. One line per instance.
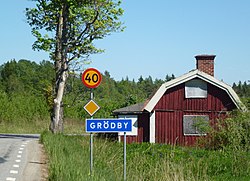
0, 119, 50, 134
40, 132, 250, 181
63, 118, 86, 134
0, 118, 84, 134
1, 110, 249, 180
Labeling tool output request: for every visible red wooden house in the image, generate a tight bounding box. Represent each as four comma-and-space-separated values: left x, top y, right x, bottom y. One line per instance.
113, 55, 246, 146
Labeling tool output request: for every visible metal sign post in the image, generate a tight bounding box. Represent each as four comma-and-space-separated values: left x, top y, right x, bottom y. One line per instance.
82, 68, 102, 176
82, 66, 131, 180
90, 90, 94, 176
86, 118, 132, 180
124, 132, 127, 181
90, 132, 93, 175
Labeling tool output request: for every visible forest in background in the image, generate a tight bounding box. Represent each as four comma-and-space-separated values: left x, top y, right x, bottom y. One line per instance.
0, 59, 249, 124
0, 59, 175, 124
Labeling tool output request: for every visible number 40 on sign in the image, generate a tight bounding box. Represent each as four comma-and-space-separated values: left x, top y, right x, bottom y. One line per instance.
82, 68, 102, 89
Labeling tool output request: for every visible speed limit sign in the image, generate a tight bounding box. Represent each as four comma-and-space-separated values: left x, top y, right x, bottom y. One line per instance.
82, 68, 102, 88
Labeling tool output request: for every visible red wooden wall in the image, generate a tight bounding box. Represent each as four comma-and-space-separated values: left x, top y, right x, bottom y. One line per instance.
153, 80, 236, 146
120, 113, 150, 144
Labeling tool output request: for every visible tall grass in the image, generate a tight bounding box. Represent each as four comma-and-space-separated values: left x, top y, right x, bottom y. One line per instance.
41, 131, 250, 181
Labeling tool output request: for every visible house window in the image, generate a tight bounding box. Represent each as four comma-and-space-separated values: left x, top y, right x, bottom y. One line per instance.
183, 115, 209, 136
185, 79, 207, 98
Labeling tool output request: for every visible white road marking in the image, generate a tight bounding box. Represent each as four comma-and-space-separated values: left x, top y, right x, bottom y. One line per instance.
18, 151, 22, 154
6, 177, 16, 181
19, 148, 24, 150
10, 170, 18, 174
21, 145, 25, 147
15, 160, 21, 163
13, 164, 19, 168
17, 155, 21, 158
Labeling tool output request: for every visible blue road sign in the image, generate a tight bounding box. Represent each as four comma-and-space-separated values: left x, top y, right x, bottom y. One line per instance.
86, 119, 132, 133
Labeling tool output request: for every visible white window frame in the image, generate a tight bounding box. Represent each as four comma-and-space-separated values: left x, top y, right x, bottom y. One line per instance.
183, 115, 209, 136
185, 79, 207, 98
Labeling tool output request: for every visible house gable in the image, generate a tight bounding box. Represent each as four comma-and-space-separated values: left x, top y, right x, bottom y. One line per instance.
153, 79, 237, 112
144, 70, 246, 112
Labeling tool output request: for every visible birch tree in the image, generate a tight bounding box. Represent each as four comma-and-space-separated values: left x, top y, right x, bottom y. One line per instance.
26, 0, 124, 133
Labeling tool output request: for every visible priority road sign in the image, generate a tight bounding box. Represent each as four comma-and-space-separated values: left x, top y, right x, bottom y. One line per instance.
84, 100, 100, 116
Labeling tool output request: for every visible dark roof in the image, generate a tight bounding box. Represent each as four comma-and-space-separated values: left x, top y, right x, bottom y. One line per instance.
195, 54, 216, 60
113, 102, 146, 115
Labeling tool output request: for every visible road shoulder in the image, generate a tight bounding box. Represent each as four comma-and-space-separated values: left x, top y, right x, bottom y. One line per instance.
21, 140, 48, 181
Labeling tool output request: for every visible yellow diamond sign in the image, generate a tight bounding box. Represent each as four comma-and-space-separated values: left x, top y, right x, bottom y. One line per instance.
84, 100, 100, 116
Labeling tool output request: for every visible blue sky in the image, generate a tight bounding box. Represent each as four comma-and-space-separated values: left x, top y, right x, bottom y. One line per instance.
0, 1, 250, 85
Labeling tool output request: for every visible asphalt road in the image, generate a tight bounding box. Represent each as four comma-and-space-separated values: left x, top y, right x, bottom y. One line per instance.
0, 134, 43, 181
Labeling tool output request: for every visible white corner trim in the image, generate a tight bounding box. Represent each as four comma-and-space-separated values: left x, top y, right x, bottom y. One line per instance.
144, 84, 165, 112
149, 111, 156, 143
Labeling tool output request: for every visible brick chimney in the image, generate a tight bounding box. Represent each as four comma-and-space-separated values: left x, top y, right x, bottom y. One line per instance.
195, 55, 216, 76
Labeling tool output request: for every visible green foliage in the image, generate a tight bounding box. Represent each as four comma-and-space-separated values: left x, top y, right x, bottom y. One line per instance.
41, 132, 90, 181
26, 0, 125, 61
26, 0, 125, 132
0, 59, 54, 95
63, 71, 175, 119
199, 111, 250, 151
0, 58, 176, 132
242, 97, 250, 110
0, 92, 49, 122
0, 60, 53, 132
41, 132, 250, 181
233, 81, 250, 98
0, 59, 176, 126
0, 91, 50, 133
233, 81, 250, 110
192, 116, 211, 135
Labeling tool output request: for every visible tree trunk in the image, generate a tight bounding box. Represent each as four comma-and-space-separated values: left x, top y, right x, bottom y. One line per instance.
50, 3, 69, 133
50, 70, 67, 133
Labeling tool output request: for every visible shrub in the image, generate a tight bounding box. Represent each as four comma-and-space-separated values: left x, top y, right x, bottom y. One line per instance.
199, 111, 250, 151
